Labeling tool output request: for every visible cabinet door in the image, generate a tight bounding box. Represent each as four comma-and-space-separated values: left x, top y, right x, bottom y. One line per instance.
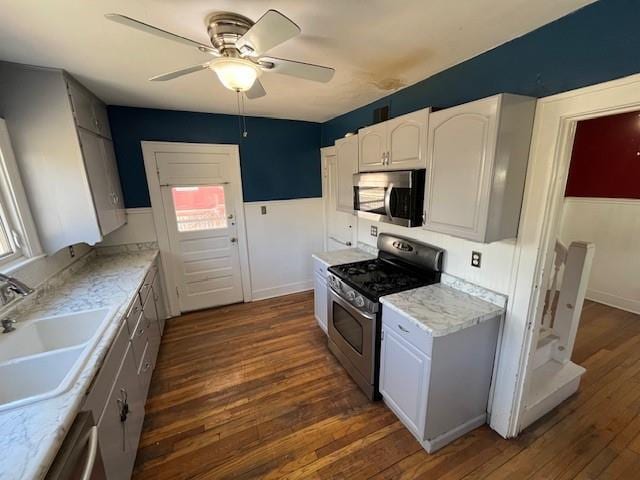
423, 98, 498, 241
358, 123, 386, 171
379, 327, 430, 438
67, 80, 96, 134
152, 271, 167, 335
78, 129, 116, 235
335, 135, 358, 212
387, 109, 428, 169
97, 345, 145, 480
313, 272, 328, 333
100, 138, 126, 231
93, 98, 112, 139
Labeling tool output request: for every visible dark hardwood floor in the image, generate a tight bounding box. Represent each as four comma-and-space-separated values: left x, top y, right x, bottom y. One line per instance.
132, 294, 640, 479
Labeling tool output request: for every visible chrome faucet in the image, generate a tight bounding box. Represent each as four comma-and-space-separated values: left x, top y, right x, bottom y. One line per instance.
0, 273, 34, 306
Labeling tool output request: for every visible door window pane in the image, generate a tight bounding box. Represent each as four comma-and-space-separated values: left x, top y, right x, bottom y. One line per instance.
171, 186, 227, 232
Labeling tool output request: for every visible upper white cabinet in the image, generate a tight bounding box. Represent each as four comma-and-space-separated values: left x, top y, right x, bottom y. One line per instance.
358, 108, 429, 172
423, 94, 536, 243
334, 134, 359, 213
0, 62, 125, 253
67, 79, 112, 139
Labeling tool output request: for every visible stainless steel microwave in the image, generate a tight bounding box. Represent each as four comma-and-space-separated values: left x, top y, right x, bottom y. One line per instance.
353, 169, 426, 227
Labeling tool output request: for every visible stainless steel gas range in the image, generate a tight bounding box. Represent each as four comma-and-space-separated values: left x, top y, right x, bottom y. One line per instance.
326, 233, 444, 400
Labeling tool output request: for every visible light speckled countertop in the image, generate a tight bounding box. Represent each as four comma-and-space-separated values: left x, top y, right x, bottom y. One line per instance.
0, 248, 158, 480
312, 248, 374, 267
381, 274, 506, 337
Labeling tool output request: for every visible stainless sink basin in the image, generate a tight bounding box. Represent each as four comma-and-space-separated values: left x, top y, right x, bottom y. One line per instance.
0, 307, 114, 412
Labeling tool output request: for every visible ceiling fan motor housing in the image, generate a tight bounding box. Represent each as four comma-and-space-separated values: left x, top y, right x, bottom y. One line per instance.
206, 12, 254, 56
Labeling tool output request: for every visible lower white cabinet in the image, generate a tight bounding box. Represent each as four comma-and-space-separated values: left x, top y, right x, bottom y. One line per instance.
379, 303, 500, 453
82, 258, 167, 479
379, 327, 430, 437
314, 271, 328, 333
98, 343, 145, 480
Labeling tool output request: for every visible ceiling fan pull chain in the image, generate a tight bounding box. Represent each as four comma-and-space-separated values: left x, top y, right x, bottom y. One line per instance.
241, 94, 248, 138
236, 90, 243, 138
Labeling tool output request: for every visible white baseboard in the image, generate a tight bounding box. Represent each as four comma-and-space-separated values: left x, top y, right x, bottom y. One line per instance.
586, 289, 640, 315
422, 414, 487, 453
251, 279, 313, 301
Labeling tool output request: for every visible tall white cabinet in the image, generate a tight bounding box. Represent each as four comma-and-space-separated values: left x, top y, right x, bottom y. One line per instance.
358, 108, 429, 171
423, 94, 536, 243
0, 61, 126, 253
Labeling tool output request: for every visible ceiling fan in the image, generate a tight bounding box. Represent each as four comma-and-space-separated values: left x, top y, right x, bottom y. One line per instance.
105, 10, 335, 99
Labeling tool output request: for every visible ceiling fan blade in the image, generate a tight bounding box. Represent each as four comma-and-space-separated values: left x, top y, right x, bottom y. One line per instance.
236, 10, 300, 56
105, 13, 219, 55
245, 79, 266, 99
149, 63, 211, 81
259, 57, 334, 83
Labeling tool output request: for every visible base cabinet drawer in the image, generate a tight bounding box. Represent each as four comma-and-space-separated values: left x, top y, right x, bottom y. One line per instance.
379, 326, 431, 438
97, 344, 145, 480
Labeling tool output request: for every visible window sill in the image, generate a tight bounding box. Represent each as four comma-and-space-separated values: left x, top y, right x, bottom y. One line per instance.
0, 253, 46, 276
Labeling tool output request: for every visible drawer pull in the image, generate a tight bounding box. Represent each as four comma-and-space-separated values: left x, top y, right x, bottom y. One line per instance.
137, 327, 144, 336
142, 362, 151, 373
398, 324, 409, 333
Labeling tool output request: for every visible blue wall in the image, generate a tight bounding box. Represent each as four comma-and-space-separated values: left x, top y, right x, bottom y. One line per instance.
321, 0, 640, 145
107, 106, 321, 207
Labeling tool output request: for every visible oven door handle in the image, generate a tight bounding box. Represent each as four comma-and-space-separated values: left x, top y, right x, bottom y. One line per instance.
384, 183, 394, 222
329, 287, 376, 321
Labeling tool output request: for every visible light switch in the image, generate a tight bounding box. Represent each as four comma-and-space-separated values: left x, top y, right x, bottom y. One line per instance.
261, 206, 267, 215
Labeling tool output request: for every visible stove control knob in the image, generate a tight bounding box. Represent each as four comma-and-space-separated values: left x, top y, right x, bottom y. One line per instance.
354, 296, 365, 308
346, 290, 356, 301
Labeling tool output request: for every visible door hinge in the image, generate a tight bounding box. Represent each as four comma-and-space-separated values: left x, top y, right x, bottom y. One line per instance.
381, 330, 384, 341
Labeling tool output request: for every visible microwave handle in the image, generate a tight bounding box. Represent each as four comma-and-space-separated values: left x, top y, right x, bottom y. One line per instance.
384, 183, 394, 222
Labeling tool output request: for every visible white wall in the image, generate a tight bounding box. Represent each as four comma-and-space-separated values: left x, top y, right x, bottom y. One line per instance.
559, 197, 640, 314
357, 218, 516, 295
244, 198, 324, 300
101, 208, 157, 245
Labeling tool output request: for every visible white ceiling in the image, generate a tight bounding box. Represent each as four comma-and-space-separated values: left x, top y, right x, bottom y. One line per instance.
0, 0, 594, 122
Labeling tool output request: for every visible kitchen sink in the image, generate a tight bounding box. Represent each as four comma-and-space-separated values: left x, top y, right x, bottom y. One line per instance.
0, 307, 114, 412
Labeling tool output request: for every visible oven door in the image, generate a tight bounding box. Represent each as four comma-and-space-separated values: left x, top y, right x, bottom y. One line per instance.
327, 287, 375, 383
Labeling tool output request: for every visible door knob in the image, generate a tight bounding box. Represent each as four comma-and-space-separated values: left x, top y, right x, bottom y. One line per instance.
227, 214, 234, 219
230, 237, 237, 243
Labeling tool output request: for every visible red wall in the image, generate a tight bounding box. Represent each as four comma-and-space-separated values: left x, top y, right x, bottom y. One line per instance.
565, 110, 640, 199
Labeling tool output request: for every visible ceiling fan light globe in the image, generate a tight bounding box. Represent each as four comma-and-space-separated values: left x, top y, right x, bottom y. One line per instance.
210, 58, 260, 92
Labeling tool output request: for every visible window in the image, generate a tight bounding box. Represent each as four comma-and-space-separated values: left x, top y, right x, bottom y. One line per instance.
171, 186, 228, 232
0, 119, 41, 269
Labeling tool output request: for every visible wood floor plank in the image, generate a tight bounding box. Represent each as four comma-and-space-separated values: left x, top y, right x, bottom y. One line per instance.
132, 294, 640, 480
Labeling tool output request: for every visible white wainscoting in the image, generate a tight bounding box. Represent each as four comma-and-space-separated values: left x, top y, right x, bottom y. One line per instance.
244, 198, 324, 301
357, 218, 516, 295
101, 208, 158, 245
559, 197, 640, 314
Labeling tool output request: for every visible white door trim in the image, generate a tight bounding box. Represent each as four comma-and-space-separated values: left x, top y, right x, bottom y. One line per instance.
142, 141, 252, 316
489, 72, 640, 438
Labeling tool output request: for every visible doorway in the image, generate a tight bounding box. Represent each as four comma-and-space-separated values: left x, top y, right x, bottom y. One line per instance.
142, 142, 251, 316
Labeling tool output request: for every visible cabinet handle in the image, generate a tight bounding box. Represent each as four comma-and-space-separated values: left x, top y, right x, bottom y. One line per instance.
79, 426, 98, 480
142, 362, 152, 373
137, 327, 144, 336
398, 324, 409, 333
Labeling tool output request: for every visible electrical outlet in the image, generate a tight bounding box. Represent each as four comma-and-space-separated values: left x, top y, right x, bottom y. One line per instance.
260, 206, 267, 215
68, 245, 75, 258
370, 225, 378, 237
471, 251, 481, 268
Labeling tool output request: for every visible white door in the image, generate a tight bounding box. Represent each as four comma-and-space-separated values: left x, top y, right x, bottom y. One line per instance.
387, 108, 428, 169
379, 327, 430, 438
322, 148, 356, 249
156, 149, 244, 312
358, 122, 387, 171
